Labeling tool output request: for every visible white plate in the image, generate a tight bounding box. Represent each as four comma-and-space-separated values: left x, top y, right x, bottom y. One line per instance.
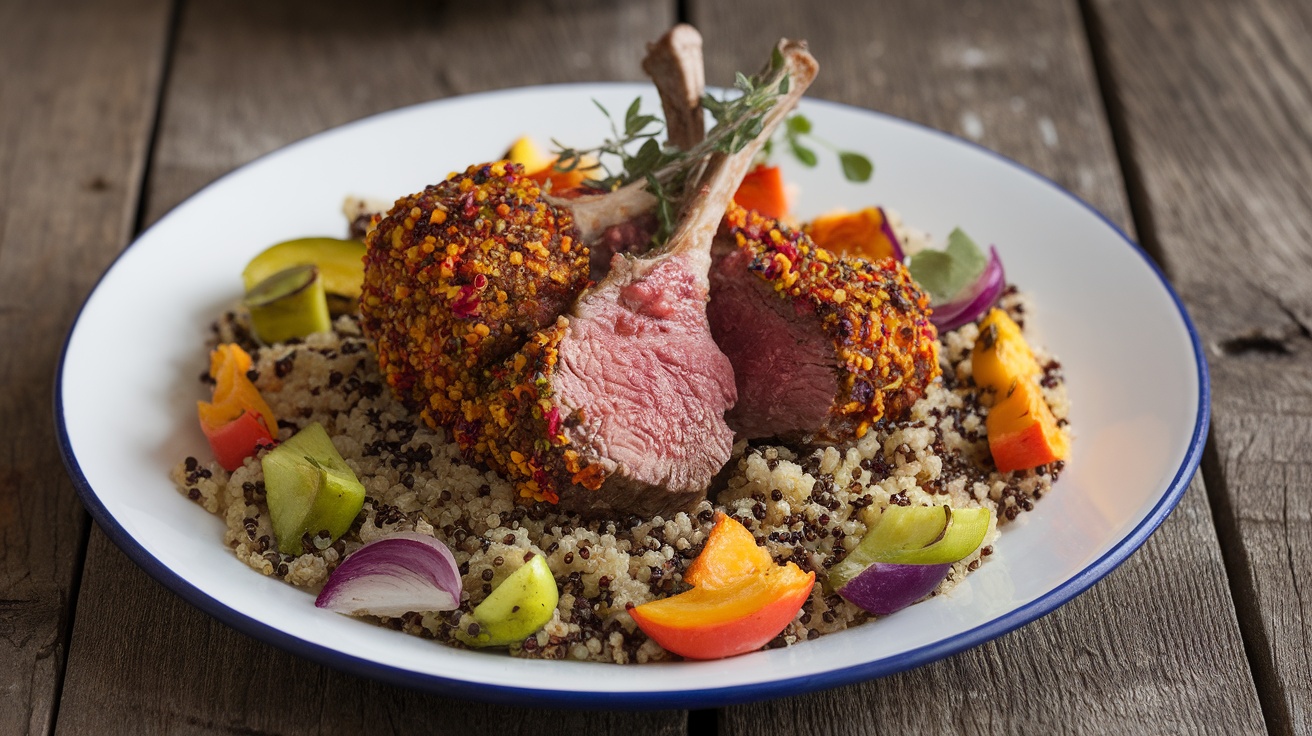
57, 84, 1207, 708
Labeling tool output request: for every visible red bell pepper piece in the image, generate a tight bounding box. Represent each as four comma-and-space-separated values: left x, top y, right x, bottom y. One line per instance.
197, 344, 279, 471
200, 409, 276, 472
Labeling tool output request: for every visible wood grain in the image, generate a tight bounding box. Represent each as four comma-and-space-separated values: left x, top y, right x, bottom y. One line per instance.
0, 0, 172, 733
144, 0, 676, 225
693, 0, 1266, 733
1086, 0, 1312, 733
53, 0, 687, 733
60, 531, 686, 736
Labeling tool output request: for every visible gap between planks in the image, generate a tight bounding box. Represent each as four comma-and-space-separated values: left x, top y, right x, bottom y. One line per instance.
1077, 1, 1288, 733
48, 3, 187, 734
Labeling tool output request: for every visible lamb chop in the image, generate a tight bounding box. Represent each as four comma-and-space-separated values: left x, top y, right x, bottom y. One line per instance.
360, 29, 708, 427
456, 42, 820, 518
708, 205, 941, 444
633, 35, 940, 444
360, 164, 592, 427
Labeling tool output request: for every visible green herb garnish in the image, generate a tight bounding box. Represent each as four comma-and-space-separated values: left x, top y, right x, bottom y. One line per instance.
759, 113, 874, 182
553, 51, 794, 243
907, 228, 987, 304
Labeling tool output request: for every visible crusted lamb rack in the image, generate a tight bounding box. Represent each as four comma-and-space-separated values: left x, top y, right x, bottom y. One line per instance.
360, 29, 709, 427
458, 41, 819, 518
359, 165, 591, 428
640, 31, 940, 444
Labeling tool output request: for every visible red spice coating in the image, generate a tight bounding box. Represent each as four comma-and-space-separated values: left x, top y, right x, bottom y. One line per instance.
452, 317, 582, 505
360, 162, 591, 429
722, 205, 940, 439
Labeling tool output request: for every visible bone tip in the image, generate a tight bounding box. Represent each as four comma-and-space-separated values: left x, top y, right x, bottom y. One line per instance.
647, 23, 703, 55
777, 38, 819, 80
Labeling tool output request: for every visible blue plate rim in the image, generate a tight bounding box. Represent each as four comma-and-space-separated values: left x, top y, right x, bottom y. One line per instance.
54, 83, 1210, 710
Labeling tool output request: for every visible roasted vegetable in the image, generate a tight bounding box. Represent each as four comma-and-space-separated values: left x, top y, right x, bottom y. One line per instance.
263, 422, 366, 555
506, 135, 592, 193
986, 377, 1068, 473
683, 511, 773, 589
971, 308, 1041, 392
630, 561, 813, 660
732, 163, 789, 219
242, 237, 367, 316
630, 513, 813, 660
971, 309, 1069, 473
244, 264, 332, 344
196, 344, 278, 471
456, 554, 559, 648
804, 206, 903, 262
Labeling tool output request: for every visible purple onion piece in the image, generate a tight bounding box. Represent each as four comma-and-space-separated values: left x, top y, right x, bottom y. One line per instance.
930, 245, 1006, 331
315, 532, 462, 617
837, 561, 952, 616
876, 206, 906, 262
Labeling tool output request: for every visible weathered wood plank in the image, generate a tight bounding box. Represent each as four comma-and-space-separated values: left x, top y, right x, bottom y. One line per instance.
0, 0, 173, 733
1087, 0, 1312, 733
144, 0, 678, 226
62, 530, 687, 736
54, 0, 686, 733
694, 0, 1266, 733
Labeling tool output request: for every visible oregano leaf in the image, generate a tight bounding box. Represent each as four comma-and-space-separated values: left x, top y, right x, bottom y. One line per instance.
839, 151, 874, 182
789, 139, 818, 167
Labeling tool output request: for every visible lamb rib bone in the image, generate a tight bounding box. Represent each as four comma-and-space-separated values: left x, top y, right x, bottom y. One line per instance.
583, 24, 709, 279
642, 23, 706, 151
652, 40, 818, 288
557, 23, 715, 246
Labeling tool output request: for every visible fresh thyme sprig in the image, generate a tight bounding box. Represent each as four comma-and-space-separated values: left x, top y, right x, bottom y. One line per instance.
551, 97, 675, 193
552, 47, 794, 234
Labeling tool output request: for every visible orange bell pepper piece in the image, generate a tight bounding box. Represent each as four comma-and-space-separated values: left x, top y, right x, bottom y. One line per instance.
732, 164, 789, 220
629, 562, 814, 660
200, 410, 275, 472
971, 309, 1042, 394
197, 344, 279, 471
632, 513, 814, 659
986, 377, 1069, 474
684, 511, 773, 589
805, 207, 900, 261
504, 137, 593, 194
972, 310, 1068, 473
526, 164, 590, 194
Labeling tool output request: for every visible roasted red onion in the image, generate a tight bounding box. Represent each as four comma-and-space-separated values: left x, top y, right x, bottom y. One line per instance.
315, 532, 461, 617
837, 561, 951, 615
929, 245, 1005, 331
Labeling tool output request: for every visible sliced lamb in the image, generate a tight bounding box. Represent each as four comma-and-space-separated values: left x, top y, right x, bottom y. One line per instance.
458, 42, 820, 518
708, 206, 940, 444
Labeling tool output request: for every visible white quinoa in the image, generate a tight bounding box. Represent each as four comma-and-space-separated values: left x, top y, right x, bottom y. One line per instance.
173, 288, 1069, 663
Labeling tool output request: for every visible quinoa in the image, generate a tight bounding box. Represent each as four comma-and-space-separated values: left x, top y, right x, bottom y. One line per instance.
174, 292, 1068, 664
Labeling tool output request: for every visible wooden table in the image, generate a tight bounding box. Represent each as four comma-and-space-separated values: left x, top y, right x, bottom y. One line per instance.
4, 0, 1306, 732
